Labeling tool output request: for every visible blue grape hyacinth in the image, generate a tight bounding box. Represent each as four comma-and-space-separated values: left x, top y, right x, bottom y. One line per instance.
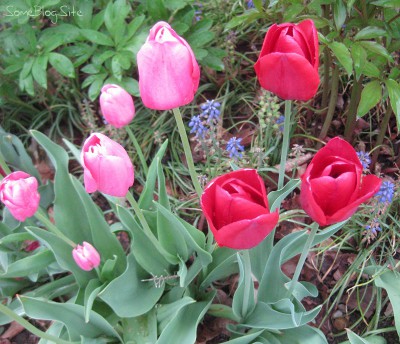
200, 100, 221, 124
226, 137, 244, 160
356, 151, 371, 170
188, 115, 207, 139
375, 181, 395, 204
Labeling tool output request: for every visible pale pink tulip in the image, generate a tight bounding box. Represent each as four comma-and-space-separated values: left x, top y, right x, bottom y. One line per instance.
0, 171, 40, 222
72, 242, 101, 271
100, 84, 135, 128
81, 133, 134, 197
137, 21, 200, 110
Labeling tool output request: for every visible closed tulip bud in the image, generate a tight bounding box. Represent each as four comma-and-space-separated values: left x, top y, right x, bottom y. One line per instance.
81, 133, 134, 197
137, 21, 200, 110
0, 171, 40, 222
72, 242, 101, 271
99, 84, 135, 128
254, 20, 320, 101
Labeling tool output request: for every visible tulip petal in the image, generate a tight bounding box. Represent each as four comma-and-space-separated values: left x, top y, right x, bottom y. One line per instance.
254, 52, 319, 101
297, 19, 319, 68
273, 31, 306, 58
300, 176, 327, 226
215, 212, 279, 250
325, 174, 382, 225
310, 172, 357, 215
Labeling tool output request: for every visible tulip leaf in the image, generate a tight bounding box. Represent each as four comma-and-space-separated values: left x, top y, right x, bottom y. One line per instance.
99, 253, 164, 318
258, 325, 328, 343
329, 42, 353, 75
375, 270, 400, 338
157, 296, 196, 333
26, 226, 94, 286
232, 251, 255, 321
122, 309, 157, 344
139, 140, 169, 210
18, 295, 121, 342
156, 291, 215, 344
385, 79, 400, 130
84, 279, 104, 323
116, 204, 177, 269
268, 179, 301, 212
357, 80, 382, 117
0, 249, 55, 278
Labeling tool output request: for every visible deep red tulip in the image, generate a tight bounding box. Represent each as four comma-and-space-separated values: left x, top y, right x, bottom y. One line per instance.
137, 21, 200, 110
254, 20, 319, 101
300, 137, 382, 226
201, 169, 279, 249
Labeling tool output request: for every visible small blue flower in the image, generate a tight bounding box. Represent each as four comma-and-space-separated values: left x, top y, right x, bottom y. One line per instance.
247, 0, 255, 9
276, 115, 285, 132
200, 99, 221, 124
375, 181, 395, 204
188, 115, 207, 138
356, 151, 371, 170
226, 137, 244, 160
365, 218, 382, 235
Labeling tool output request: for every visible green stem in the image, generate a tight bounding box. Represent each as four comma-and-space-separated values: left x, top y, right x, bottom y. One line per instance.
278, 100, 292, 190
319, 65, 340, 145
287, 223, 319, 298
35, 208, 76, 247
371, 106, 393, 168
125, 126, 149, 177
172, 107, 202, 197
321, 48, 331, 109
344, 75, 364, 141
0, 301, 77, 344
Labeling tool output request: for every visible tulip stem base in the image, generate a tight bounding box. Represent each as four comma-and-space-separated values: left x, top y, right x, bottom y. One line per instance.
126, 126, 149, 177
287, 222, 319, 299
278, 100, 292, 190
35, 208, 76, 247
172, 107, 203, 197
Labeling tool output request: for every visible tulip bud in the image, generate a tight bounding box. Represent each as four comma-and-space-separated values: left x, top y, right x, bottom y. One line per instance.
100, 84, 135, 128
81, 133, 134, 197
0, 171, 40, 222
137, 21, 200, 110
72, 242, 101, 271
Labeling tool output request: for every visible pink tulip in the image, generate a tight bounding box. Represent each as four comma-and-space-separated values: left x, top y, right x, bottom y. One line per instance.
100, 84, 135, 128
0, 171, 40, 222
137, 21, 200, 110
81, 133, 134, 197
72, 242, 101, 271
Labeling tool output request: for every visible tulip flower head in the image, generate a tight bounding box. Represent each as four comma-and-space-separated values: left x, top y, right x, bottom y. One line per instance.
300, 137, 382, 226
72, 242, 101, 271
137, 21, 200, 110
99, 84, 135, 128
254, 20, 320, 101
201, 169, 279, 249
81, 133, 134, 197
0, 171, 40, 222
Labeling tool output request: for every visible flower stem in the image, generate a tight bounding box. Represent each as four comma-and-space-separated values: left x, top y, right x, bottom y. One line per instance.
278, 100, 292, 190
287, 222, 319, 298
344, 75, 364, 142
34, 208, 76, 247
125, 125, 149, 177
0, 300, 78, 344
172, 107, 203, 197
319, 64, 339, 145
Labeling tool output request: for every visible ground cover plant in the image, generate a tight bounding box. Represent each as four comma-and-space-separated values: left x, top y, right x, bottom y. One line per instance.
0, 0, 399, 343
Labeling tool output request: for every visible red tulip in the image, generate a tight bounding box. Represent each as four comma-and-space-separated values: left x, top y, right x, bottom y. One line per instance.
201, 169, 279, 249
300, 137, 382, 226
254, 20, 319, 101
137, 21, 200, 110
0, 171, 40, 222
81, 133, 134, 197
